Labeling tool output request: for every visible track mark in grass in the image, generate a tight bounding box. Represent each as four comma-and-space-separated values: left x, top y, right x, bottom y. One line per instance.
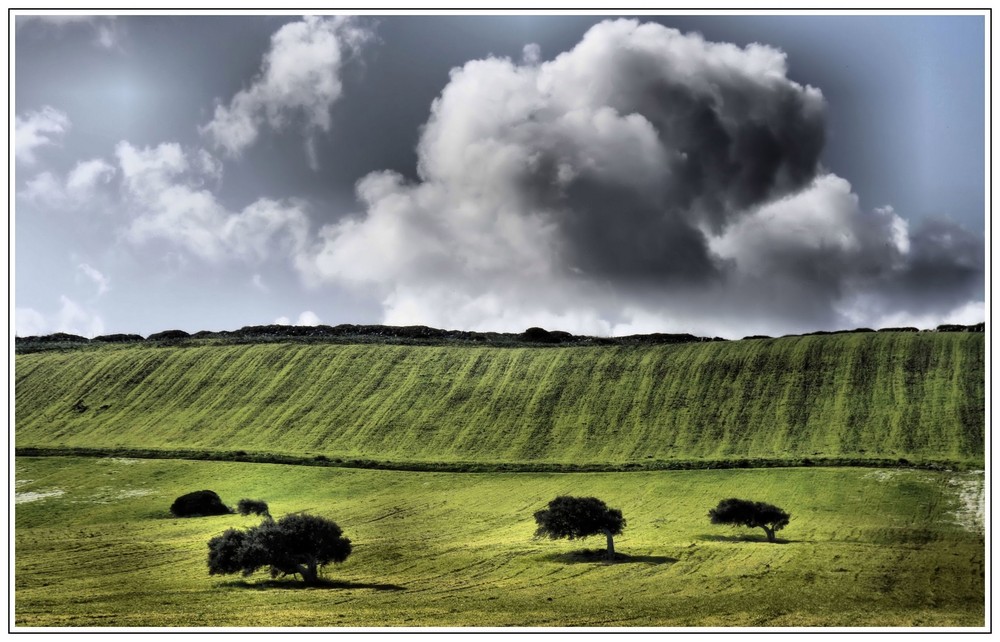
363, 506, 410, 523
77, 487, 156, 504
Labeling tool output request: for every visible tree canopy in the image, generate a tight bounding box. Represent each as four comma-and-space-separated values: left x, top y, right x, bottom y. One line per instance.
708, 498, 790, 543
237, 498, 270, 518
208, 513, 352, 583
534, 496, 626, 560
170, 490, 232, 517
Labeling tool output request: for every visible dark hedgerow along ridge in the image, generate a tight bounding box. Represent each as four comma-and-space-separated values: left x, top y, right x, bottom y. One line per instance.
16, 323, 726, 354
13, 321, 986, 354
15, 332, 983, 468
12, 445, 974, 473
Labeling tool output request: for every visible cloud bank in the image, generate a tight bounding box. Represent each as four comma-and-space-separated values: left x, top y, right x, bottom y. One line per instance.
296, 19, 982, 337
201, 15, 373, 166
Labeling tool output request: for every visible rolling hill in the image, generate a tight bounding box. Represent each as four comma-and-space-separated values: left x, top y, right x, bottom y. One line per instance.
14, 331, 984, 468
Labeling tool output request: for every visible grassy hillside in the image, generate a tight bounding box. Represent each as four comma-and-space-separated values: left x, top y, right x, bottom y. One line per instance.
15, 332, 984, 466
14, 457, 985, 627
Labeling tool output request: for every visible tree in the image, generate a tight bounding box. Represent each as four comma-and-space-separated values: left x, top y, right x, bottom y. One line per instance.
207, 513, 352, 584
708, 498, 790, 543
170, 490, 233, 517
523, 326, 556, 343
237, 498, 270, 518
534, 496, 626, 560
147, 329, 191, 341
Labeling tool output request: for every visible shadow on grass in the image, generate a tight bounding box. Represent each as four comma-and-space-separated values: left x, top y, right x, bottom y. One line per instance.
696, 534, 794, 544
155, 511, 237, 520
543, 549, 678, 565
220, 578, 406, 591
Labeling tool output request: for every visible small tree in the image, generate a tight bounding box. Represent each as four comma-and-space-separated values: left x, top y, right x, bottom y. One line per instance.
207, 513, 352, 584
708, 498, 790, 543
170, 490, 232, 517
534, 496, 626, 560
237, 498, 271, 518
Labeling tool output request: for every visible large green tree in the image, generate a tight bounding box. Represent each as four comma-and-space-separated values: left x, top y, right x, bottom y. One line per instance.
534, 496, 626, 560
708, 498, 790, 543
208, 513, 352, 584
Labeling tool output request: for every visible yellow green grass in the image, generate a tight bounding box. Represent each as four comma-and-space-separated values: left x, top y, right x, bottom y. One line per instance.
15, 457, 984, 627
15, 332, 984, 466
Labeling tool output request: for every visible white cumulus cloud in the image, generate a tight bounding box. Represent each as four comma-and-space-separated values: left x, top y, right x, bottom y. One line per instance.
251, 274, 269, 293
16, 296, 105, 338
116, 141, 310, 265
18, 157, 119, 209
76, 263, 111, 296
200, 16, 374, 162
275, 311, 321, 326
15, 106, 70, 164
18, 171, 64, 205
67, 158, 116, 193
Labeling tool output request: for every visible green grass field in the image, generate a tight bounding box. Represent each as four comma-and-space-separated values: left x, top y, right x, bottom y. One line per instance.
15, 332, 984, 467
14, 332, 986, 627
14, 457, 984, 627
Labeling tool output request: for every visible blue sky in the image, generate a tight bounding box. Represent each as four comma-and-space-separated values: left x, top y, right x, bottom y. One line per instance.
13, 12, 986, 338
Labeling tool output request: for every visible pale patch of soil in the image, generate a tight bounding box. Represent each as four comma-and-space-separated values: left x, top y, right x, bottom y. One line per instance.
15, 489, 65, 504
102, 458, 144, 465
863, 470, 902, 483
948, 471, 984, 533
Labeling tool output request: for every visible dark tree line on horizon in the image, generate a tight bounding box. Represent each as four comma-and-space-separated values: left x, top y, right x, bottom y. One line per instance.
15, 321, 985, 352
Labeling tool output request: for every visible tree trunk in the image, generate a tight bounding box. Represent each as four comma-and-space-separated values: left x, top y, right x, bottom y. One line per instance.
762, 526, 776, 543
604, 529, 616, 561
292, 562, 319, 583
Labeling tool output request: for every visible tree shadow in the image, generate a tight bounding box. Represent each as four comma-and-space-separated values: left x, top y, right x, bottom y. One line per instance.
220, 578, 406, 591
155, 511, 236, 520
696, 534, 794, 544
543, 549, 678, 565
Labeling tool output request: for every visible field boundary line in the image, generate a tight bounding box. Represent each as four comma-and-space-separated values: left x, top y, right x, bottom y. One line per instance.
13, 446, 976, 473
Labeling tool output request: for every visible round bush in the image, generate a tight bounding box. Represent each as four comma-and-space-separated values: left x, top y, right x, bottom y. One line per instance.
170, 490, 232, 517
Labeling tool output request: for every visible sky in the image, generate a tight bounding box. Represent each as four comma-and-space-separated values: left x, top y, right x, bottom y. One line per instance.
13, 12, 987, 339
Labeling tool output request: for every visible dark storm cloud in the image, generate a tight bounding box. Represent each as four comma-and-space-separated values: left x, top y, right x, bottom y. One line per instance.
297, 19, 982, 336
707, 174, 982, 332
899, 219, 985, 296
594, 40, 825, 228
847, 218, 986, 324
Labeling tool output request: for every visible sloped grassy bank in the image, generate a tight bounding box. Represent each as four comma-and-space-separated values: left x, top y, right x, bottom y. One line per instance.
15, 332, 984, 468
